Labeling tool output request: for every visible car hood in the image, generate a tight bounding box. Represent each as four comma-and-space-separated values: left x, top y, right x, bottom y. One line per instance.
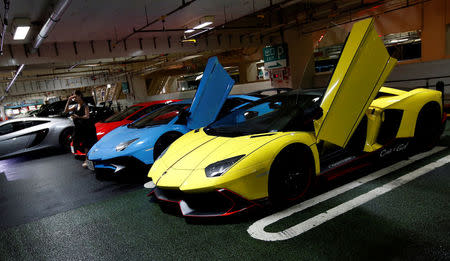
88, 125, 161, 160
151, 129, 288, 188
95, 121, 129, 138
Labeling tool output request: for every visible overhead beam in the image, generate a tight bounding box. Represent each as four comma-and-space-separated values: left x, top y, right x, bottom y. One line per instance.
0, 33, 264, 67
0, 73, 127, 97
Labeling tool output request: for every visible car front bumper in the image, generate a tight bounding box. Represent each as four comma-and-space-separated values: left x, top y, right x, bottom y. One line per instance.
149, 186, 262, 217
90, 156, 150, 174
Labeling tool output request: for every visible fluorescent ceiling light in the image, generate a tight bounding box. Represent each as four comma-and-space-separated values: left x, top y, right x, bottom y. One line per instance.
193, 22, 213, 30
184, 29, 195, 33
13, 26, 30, 40
390, 38, 408, 44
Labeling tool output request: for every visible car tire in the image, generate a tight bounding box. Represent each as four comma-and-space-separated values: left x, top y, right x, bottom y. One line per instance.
268, 144, 315, 206
153, 132, 183, 161
59, 128, 73, 151
414, 102, 441, 151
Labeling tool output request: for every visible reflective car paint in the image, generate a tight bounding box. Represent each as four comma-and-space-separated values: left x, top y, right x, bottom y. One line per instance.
87, 56, 256, 173
88, 95, 260, 171
187, 56, 235, 130
95, 100, 178, 140
314, 18, 397, 147
147, 18, 444, 217
0, 117, 74, 158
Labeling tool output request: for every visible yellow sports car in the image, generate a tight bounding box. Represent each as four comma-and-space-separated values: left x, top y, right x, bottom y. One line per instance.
147, 18, 445, 217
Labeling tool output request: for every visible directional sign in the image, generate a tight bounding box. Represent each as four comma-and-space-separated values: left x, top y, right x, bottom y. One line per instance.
122, 82, 130, 94
263, 44, 288, 69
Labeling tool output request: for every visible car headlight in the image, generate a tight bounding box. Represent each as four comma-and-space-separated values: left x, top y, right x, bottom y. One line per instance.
205, 155, 245, 178
116, 138, 139, 152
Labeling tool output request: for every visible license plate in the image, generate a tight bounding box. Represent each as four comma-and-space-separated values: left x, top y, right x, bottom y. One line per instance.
86, 160, 95, 171
70, 146, 75, 154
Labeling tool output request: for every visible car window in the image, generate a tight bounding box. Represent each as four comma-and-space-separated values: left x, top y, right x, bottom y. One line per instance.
0, 123, 14, 135
129, 104, 190, 128
127, 103, 167, 121
12, 121, 31, 132
29, 120, 49, 127
205, 91, 321, 137
103, 106, 143, 123
216, 98, 249, 119
0, 121, 38, 135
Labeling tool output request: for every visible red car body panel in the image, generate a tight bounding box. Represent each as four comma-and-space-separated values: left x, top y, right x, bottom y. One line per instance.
95, 120, 131, 140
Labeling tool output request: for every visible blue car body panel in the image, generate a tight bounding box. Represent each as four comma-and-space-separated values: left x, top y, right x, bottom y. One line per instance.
87, 96, 258, 170
87, 57, 259, 172
87, 57, 258, 173
187, 57, 235, 130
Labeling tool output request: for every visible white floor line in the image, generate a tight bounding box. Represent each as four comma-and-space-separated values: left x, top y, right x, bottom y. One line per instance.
248, 146, 448, 241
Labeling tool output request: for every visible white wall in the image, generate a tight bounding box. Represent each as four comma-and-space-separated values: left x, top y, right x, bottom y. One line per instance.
145, 80, 272, 102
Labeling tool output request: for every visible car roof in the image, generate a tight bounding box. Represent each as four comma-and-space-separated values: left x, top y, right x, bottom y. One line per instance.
0, 117, 64, 123
228, 94, 260, 100
133, 99, 180, 107
172, 94, 258, 105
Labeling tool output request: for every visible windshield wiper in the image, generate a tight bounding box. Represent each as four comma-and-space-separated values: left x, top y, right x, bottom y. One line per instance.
214, 128, 243, 137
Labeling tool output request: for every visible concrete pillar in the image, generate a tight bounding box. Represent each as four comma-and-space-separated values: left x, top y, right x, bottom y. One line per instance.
164, 76, 178, 93
239, 62, 258, 83
422, 0, 447, 61
130, 75, 148, 102
284, 29, 315, 89
0, 106, 6, 121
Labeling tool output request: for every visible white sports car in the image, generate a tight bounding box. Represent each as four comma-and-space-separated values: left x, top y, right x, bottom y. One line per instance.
0, 117, 74, 158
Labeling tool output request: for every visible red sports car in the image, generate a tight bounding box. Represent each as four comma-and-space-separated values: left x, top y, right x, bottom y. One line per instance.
71, 99, 178, 158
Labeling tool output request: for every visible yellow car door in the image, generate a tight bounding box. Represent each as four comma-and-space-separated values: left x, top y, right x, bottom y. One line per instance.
314, 18, 397, 148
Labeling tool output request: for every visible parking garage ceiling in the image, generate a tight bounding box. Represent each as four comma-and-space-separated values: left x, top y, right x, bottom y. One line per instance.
4, 0, 292, 44
0, 0, 426, 101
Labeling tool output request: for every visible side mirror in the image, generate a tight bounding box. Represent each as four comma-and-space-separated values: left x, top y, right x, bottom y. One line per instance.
313, 107, 323, 120
268, 102, 281, 110
244, 111, 258, 120
177, 109, 191, 125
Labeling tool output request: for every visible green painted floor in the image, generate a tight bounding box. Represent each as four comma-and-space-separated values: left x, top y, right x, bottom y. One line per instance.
1, 125, 449, 260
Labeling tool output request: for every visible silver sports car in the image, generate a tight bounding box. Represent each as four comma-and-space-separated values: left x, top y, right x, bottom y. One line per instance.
0, 117, 74, 158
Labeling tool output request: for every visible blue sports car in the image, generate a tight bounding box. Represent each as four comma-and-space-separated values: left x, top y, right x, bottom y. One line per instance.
87, 57, 260, 176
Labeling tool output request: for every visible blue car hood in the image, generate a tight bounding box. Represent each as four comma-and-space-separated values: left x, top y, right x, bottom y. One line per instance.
88, 125, 160, 160
94, 125, 143, 149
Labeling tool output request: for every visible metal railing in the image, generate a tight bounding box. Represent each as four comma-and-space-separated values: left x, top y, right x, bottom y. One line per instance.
385, 75, 450, 105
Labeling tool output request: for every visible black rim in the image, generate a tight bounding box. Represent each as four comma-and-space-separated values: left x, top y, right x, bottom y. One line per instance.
61, 130, 72, 151
279, 159, 311, 201
270, 147, 313, 203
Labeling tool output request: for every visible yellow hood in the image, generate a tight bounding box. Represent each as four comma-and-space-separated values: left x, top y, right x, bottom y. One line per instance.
151, 129, 288, 189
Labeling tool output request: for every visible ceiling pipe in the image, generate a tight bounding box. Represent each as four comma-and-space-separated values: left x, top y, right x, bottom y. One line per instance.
0, 0, 10, 56
119, 0, 197, 44
1, 0, 72, 104
5, 64, 24, 93
32, 0, 72, 50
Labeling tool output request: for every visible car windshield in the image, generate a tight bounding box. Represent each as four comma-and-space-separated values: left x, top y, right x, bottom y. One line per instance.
204, 89, 324, 137
35, 101, 67, 116
129, 103, 190, 128
103, 106, 143, 123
